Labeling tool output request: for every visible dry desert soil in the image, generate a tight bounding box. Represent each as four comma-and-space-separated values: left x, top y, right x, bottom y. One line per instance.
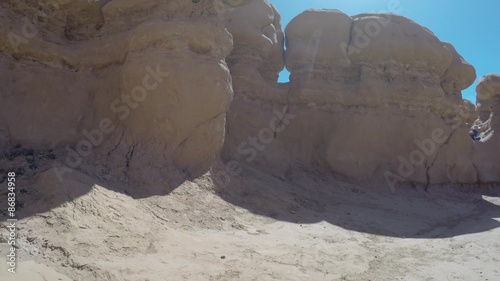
1, 163, 499, 281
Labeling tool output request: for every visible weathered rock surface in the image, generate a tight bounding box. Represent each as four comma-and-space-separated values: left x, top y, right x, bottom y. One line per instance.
222, 7, 499, 187
0, 1, 498, 189
223, 0, 284, 85
471, 74, 500, 182
285, 9, 352, 70
1, 3, 500, 281
0, 0, 233, 184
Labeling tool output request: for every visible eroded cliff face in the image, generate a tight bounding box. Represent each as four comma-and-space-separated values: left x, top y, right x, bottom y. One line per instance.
0, 0, 498, 189
222, 3, 499, 187
472, 74, 500, 182
0, 0, 234, 185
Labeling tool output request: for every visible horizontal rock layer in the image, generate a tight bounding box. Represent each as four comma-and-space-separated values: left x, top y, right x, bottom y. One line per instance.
0, 0, 497, 188
222, 3, 499, 187
0, 0, 234, 184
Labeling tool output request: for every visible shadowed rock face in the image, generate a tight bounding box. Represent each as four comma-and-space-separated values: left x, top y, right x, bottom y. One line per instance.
442, 43, 477, 102
471, 74, 500, 182
222, 6, 499, 187
0, 0, 234, 184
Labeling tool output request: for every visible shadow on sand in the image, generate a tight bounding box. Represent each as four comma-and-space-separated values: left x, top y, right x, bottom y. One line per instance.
0, 165, 187, 221
212, 163, 500, 239
2, 161, 499, 240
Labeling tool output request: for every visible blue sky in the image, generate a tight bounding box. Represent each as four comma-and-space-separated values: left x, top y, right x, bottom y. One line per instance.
270, 0, 500, 103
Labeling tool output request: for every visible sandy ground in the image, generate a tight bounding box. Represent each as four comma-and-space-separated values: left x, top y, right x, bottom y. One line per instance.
1, 163, 499, 281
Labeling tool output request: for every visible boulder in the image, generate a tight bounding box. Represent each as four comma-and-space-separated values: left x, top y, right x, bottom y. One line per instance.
223, 0, 285, 82
285, 9, 353, 71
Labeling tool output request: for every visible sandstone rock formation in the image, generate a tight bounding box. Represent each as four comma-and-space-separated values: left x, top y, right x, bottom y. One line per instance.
224, 0, 284, 83
0, 0, 233, 186
222, 6, 499, 188
2, 3, 500, 281
0, 0, 498, 190
471, 74, 500, 182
